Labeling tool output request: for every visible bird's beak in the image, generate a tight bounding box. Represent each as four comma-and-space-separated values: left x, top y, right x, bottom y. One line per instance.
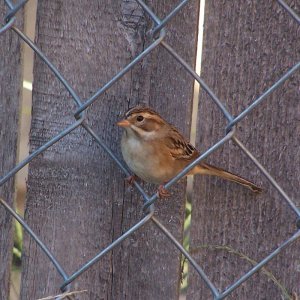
116, 119, 131, 127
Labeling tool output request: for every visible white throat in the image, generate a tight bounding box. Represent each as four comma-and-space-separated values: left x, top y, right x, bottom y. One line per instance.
127, 125, 157, 141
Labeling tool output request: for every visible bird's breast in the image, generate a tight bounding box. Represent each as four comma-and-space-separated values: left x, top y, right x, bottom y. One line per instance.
121, 133, 173, 184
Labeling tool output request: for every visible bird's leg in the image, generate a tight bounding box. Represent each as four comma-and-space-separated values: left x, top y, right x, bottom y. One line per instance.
157, 184, 170, 199
125, 174, 138, 186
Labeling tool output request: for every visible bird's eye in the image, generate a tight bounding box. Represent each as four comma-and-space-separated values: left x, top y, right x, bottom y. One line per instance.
136, 115, 144, 122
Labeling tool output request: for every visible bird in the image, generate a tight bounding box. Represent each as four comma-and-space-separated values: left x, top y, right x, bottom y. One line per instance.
117, 106, 262, 198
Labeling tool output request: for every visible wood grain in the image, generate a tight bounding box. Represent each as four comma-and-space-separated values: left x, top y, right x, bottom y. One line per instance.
0, 3, 23, 299
21, 1, 199, 299
188, 1, 300, 299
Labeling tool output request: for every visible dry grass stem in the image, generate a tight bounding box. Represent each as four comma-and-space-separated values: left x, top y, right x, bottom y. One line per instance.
36, 289, 88, 300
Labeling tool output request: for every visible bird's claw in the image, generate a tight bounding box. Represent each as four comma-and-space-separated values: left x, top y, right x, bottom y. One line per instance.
125, 175, 138, 186
158, 185, 170, 199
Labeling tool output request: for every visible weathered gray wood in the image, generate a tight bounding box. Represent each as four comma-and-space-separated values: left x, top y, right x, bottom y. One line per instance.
110, 1, 199, 299
21, 1, 199, 299
188, 1, 300, 299
0, 3, 23, 299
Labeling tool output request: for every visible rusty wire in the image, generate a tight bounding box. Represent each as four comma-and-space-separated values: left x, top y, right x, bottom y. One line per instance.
0, 0, 299, 299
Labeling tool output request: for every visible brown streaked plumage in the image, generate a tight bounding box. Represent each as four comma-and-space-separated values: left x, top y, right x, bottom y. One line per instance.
117, 106, 262, 197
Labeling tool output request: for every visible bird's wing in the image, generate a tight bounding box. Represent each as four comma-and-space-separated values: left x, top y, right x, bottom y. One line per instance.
164, 126, 199, 160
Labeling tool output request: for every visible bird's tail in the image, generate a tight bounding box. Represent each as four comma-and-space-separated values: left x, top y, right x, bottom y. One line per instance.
191, 162, 262, 193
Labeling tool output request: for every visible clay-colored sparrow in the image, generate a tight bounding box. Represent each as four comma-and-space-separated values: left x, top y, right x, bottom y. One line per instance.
117, 106, 262, 197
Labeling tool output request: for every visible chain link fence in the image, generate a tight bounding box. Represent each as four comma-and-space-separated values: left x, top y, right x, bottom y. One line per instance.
0, 0, 299, 299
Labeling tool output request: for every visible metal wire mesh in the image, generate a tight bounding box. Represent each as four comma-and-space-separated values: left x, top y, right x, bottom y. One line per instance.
0, 0, 299, 299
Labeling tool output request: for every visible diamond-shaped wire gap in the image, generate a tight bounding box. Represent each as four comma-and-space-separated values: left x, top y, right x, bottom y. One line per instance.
74, 32, 165, 117
0, 119, 83, 278
0, 121, 84, 287
11, 26, 82, 108
227, 61, 300, 130
0, 118, 83, 188
0, 198, 69, 284
151, 216, 220, 299
60, 210, 153, 290
232, 136, 300, 218
219, 229, 300, 299
161, 41, 233, 122
75, 0, 191, 117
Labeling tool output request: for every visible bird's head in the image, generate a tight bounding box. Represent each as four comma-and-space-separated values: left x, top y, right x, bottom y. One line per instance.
117, 106, 166, 140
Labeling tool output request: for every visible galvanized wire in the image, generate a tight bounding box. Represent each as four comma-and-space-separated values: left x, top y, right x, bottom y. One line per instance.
0, 0, 299, 299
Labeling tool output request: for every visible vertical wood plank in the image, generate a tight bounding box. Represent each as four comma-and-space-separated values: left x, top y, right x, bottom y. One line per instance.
21, 1, 199, 299
110, 1, 199, 298
0, 3, 23, 299
188, 1, 300, 299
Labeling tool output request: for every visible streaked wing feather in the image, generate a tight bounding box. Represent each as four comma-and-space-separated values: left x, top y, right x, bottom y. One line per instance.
165, 126, 199, 160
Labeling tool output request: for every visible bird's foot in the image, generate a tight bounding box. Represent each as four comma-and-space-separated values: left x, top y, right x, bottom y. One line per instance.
125, 175, 138, 186
157, 184, 170, 199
